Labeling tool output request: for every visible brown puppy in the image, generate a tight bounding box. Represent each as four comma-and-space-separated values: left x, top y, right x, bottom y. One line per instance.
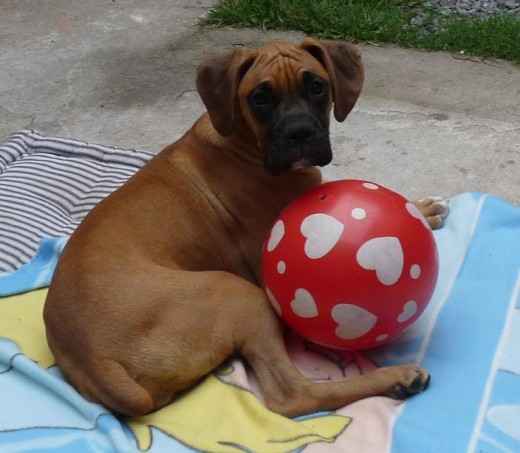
44, 39, 445, 418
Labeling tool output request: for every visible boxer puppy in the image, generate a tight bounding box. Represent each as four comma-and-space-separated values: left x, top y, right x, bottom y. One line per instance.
44, 39, 447, 417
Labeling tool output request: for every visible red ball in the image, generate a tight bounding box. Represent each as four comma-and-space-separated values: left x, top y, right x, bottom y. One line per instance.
262, 180, 438, 350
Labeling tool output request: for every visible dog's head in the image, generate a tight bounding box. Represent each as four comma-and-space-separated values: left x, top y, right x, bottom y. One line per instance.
196, 39, 364, 175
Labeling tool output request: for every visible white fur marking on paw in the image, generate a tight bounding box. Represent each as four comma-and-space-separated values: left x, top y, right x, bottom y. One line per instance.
301, 213, 345, 259
356, 237, 404, 285
406, 202, 431, 229
291, 288, 319, 318
332, 304, 378, 340
351, 208, 366, 220
277, 261, 286, 274
265, 287, 282, 316
398, 301, 418, 323
435, 198, 451, 219
420, 196, 451, 220
363, 182, 379, 190
410, 264, 421, 279
267, 220, 285, 252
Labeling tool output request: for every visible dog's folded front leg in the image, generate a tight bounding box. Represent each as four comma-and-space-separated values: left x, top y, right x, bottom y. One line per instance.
236, 284, 430, 418
243, 330, 430, 417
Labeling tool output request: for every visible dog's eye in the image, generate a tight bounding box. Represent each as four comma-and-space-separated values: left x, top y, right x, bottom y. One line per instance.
310, 81, 326, 96
251, 92, 270, 107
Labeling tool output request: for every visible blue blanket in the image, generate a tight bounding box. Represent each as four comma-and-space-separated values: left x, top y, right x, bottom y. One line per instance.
0, 131, 519, 452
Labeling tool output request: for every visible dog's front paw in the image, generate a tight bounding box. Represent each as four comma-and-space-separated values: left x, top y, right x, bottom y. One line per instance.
411, 196, 450, 230
380, 365, 431, 400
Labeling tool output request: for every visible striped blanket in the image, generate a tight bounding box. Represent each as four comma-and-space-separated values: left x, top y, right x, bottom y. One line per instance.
0, 131, 519, 452
0, 130, 152, 274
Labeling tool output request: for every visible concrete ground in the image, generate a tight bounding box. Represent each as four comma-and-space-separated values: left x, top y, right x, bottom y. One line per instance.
1, 0, 519, 204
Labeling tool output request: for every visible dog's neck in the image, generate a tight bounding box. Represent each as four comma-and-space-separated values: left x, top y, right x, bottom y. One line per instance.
191, 113, 266, 168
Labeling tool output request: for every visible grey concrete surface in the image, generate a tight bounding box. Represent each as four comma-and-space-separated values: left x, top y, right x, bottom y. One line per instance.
1, 1, 518, 204
0, 0, 213, 150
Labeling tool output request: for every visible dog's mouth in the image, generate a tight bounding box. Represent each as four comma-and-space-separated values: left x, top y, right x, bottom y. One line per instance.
289, 157, 316, 171
265, 145, 332, 175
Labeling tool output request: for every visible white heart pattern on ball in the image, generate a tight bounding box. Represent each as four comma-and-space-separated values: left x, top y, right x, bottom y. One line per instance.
331, 303, 378, 340
300, 213, 345, 259
398, 300, 418, 323
267, 219, 285, 252
291, 288, 319, 318
356, 236, 404, 285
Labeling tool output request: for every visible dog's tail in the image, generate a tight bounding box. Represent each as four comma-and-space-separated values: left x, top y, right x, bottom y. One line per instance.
61, 356, 155, 416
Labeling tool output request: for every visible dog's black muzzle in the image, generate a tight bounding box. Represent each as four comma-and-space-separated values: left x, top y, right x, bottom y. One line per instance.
265, 114, 332, 175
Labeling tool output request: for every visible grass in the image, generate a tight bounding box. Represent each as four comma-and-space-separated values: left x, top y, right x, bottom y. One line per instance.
205, 0, 520, 62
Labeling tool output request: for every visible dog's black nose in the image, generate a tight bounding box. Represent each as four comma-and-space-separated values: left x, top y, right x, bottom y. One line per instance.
278, 116, 320, 146
282, 121, 318, 145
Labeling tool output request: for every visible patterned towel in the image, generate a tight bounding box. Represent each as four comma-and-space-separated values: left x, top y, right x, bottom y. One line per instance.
0, 131, 519, 452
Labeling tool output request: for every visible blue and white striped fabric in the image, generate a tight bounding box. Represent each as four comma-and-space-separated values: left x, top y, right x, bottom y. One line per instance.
0, 130, 153, 273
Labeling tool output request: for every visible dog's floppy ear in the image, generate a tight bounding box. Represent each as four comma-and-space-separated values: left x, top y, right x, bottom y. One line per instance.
196, 47, 258, 136
299, 38, 364, 122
